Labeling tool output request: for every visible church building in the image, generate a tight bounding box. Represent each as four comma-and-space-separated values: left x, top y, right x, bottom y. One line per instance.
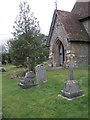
47, 0, 90, 67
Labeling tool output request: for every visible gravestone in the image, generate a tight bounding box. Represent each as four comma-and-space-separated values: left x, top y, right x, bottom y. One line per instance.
60, 51, 83, 100
18, 71, 35, 89
18, 57, 35, 89
35, 64, 47, 84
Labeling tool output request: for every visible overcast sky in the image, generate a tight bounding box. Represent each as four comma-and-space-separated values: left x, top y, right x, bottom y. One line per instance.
0, 0, 77, 45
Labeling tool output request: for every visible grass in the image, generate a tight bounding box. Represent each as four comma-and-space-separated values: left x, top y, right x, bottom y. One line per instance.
2, 65, 88, 118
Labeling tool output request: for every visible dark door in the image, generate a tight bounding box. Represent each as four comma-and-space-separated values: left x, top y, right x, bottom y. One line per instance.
59, 43, 64, 65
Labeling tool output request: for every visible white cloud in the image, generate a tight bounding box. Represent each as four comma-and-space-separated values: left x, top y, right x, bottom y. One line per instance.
0, 0, 76, 44
77, 0, 90, 2
27, 0, 76, 35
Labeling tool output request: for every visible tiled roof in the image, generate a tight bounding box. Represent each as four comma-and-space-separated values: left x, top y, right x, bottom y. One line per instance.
47, 2, 90, 45
57, 10, 89, 42
71, 2, 90, 19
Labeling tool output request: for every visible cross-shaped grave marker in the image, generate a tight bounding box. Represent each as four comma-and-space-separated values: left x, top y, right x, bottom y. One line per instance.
18, 57, 35, 88
59, 50, 84, 100
26, 57, 31, 71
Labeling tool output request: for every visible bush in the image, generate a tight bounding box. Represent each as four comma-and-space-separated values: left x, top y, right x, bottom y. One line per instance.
2, 53, 11, 64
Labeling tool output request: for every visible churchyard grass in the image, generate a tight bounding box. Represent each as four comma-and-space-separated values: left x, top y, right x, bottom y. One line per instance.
2, 65, 88, 118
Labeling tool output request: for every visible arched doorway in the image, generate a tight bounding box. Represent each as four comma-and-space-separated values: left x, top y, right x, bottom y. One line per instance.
59, 42, 64, 65
57, 40, 64, 66
52, 39, 65, 67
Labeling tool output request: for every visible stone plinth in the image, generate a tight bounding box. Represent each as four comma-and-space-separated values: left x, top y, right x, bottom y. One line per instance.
61, 80, 83, 99
18, 71, 35, 89
60, 58, 83, 100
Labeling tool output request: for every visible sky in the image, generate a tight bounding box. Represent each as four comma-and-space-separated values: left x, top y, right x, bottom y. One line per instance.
0, 0, 77, 45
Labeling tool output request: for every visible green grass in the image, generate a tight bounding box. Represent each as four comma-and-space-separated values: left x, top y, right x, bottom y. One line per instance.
2, 65, 88, 118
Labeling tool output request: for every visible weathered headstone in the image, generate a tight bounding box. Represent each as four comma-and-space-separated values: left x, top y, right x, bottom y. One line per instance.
60, 50, 83, 100
35, 64, 47, 84
18, 57, 35, 89
18, 71, 35, 89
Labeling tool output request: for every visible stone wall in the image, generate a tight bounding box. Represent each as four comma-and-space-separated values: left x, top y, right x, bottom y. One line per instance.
49, 15, 68, 67
71, 42, 89, 66
49, 13, 89, 67
50, 15, 68, 50
82, 20, 90, 37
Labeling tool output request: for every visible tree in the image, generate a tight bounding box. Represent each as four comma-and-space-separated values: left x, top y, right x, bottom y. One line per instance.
2, 52, 11, 64
9, 1, 48, 69
0, 43, 11, 64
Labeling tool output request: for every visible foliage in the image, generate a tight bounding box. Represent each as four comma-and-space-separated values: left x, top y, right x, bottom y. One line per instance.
2, 52, 11, 64
0, 43, 10, 64
2, 65, 88, 118
9, 1, 48, 69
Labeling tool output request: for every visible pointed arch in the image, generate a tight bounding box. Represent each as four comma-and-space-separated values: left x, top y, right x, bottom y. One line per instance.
52, 37, 65, 66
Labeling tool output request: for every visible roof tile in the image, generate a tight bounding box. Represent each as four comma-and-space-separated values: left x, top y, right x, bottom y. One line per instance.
57, 10, 89, 42
71, 2, 90, 19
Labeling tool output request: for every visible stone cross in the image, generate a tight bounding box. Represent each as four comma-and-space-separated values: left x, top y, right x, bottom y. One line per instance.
68, 60, 74, 80
60, 50, 83, 99
26, 57, 31, 71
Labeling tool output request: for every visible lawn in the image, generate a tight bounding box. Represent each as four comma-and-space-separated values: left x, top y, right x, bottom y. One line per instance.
2, 65, 88, 118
